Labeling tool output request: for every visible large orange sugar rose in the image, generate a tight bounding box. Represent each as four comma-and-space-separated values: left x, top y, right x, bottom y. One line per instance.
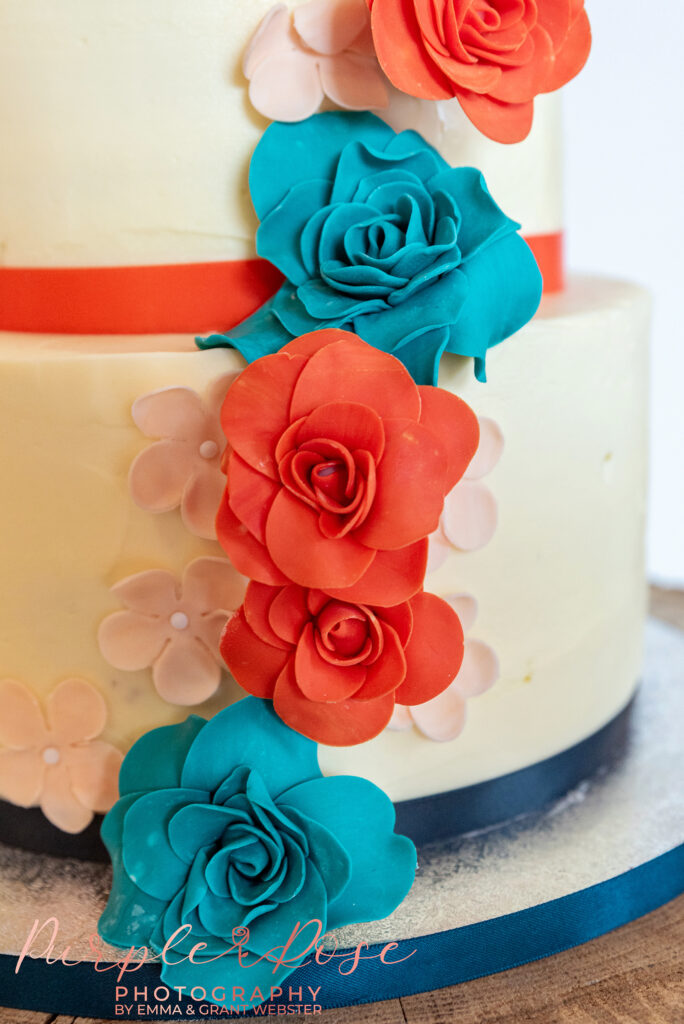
367, 0, 591, 143
216, 330, 479, 607
221, 582, 464, 745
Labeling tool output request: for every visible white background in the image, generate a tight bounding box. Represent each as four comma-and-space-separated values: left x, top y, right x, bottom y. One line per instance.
563, 3, 684, 585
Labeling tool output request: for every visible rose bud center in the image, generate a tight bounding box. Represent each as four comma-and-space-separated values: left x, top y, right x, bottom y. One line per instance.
314, 601, 383, 666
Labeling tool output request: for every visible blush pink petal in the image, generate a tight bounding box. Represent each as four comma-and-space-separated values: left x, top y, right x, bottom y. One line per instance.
129, 439, 196, 513
465, 417, 504, 480
98, 610, 168, 672
181, 464, 226, 541
426, 527, 450, 573
243, 5, 294, 79
446, 594, 478, 633
46, 678, 107, 745
0, 748, 44, 806
131, 386, 207, 440
319, 52, 390, 110
442, 479, 498, 551
152, 636, 222, 706
40, 761, 94, 834
0, 679, 47, 748
386, 704, 413, 731
183, 556, 247, 615
249, 52, 326, 123
65, 741, 124, 814
294, 0, 371, 55
410, 687, 467, 742
453, 638, 499, 698
111, 570, 179, 615
195, 610, 233, 656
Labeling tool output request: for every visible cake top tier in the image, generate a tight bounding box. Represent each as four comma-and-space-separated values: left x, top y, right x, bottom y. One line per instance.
0, 0, 565, 270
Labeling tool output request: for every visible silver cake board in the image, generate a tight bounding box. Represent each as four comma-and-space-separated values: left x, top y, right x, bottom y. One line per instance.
0, 618, 682, 1019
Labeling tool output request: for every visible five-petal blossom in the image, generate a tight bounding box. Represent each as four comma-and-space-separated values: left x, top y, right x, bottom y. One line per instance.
0, 678, 122, 833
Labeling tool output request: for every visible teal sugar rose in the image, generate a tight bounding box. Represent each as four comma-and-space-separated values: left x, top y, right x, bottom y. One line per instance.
199, 111, 542, 384
98, 697, 416, 1008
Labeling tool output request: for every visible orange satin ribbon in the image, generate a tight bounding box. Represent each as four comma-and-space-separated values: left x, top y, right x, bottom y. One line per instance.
0, 234, 562, 335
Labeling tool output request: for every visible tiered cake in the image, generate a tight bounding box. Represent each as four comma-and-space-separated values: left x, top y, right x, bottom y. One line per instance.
0, 0, 651, 1003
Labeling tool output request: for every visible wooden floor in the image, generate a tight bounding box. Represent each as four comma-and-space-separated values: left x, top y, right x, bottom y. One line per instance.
1, 587, 682, 1024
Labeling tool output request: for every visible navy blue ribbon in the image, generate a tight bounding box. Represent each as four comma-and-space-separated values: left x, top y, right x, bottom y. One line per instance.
1, 842, 682, 1018
0, 697, 634, 859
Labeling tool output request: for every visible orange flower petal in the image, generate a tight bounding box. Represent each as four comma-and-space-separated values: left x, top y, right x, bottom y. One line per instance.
268, 584, 311, 646
0, 679, 48, 749
294, 623, 367, 702
265, 489, 375, 589
244, 581, 292, 651
65, 741, 123, 813
281, 328, 355, 359
227, 452, 281, 545
457, 90, 534, 143
417, 386, 480, 492
194, 610, 232, 657
221, 352, 308, 480
295, 401, 385, 464
544, 7, 591, 92
46, 678, 107, 745
274, 659, 394, 745
355, 418, 447, 550
324, 539, 427, 607
377, 601, 413, 646
371, 0, 455, 100
41, 761, 94, 834
216, 491, 290, 586
353, 622, 406, 700
395, 592, 463, 705
290, 336, 421, 424
0, 748, 44, 806
221, 607, 291, 698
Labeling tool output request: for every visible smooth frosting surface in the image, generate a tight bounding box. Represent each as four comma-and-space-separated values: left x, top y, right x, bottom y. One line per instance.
0, 277, 650, 798
0, 0, 561, 268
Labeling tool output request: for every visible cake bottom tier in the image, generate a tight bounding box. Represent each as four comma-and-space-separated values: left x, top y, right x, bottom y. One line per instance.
0, 275, 650, 841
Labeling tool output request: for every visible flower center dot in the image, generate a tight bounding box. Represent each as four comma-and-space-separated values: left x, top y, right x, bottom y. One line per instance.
199, 440, 219, 460
170, 611, 189, 630
42, 746, 61, 766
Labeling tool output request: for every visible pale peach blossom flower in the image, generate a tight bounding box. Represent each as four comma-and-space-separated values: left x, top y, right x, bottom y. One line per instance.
388, 595, 498, 742
244, 0, 389, 122
0, 678, 122, 833
129, 374, 236, 541
427, 417, 504, 572
98, 558, 247, 706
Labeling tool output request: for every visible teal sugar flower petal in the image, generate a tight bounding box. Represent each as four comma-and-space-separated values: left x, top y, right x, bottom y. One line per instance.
257, 178, 332, 286
278, 775, 417, 931
429, 166, 520, 259
249, 111, 394, 219
121, 788, 206, 900
98, 794, 168, 948
118, 715, 206, 797
180, 696, 319, 797
199, 110, 540, 384
446, 230, 543, 364
98, 698, 416, 1010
